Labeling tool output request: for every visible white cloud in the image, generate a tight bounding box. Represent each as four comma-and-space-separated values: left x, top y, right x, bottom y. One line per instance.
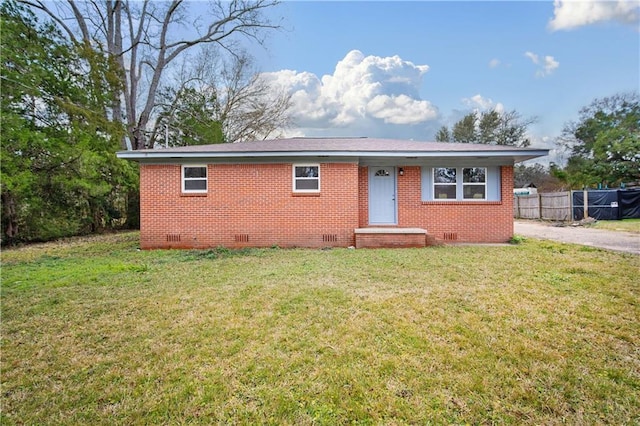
259, 50, 438, 136
548, 0, 640, 31
524, 51, 560, 77
259, 70, 330, 127
541, 56, 560, 77
489, 58, 501, 68
366, 94, 438, 124
461, 94, 505, 114
524, 51, 539, 64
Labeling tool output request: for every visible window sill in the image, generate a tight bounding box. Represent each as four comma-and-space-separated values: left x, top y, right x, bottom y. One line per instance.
181, 192, 208, 197
292, 192, 321, 197
422, 200, 501, 205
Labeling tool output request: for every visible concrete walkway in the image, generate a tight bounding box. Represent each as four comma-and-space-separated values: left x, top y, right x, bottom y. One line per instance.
514, 220, 640, 255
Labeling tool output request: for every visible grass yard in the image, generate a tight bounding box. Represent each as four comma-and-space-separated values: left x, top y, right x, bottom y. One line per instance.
2, 233, 639, 425
591, 218, 640, 234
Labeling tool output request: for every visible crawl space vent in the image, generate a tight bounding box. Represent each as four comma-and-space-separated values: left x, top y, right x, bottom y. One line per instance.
234, 234, 249, 243
322, 234, 338, 243
166, 234, 181, 242
443, 232, 458, 241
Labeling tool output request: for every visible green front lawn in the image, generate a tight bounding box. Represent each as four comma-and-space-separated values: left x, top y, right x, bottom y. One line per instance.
591, 218, 640, 234
2, 233, 639, 424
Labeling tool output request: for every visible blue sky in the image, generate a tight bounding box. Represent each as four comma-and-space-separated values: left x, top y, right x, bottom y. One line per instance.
241, 0, 639, 164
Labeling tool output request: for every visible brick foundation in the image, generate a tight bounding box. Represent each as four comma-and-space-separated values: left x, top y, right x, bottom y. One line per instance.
355, 228, 427, 248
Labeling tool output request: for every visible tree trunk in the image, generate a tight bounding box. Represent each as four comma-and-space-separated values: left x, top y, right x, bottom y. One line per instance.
110, 1, 127, 149
2, 191, 19, 244
21, 0, 281, 151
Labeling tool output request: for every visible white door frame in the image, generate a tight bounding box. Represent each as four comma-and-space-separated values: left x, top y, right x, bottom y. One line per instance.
368, 166, 397, 225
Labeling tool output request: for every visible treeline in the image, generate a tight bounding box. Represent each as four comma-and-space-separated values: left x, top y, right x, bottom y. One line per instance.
1, 2, 138, 245
1, 0, 285, 246
438, 93, 640, 192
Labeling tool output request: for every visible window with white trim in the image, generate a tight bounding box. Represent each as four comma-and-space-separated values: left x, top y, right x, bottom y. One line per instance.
462, 167, 486, 199
293, 164, 320, 192
182, 165, 207, 193
434, 167, 457, 199
422, 166, 499, 201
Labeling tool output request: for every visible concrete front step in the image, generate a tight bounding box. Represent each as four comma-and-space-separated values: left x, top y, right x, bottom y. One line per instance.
354, 228, 428, 248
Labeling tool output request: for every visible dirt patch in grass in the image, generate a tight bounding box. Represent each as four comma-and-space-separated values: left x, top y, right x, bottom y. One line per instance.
2, 233, 639, 424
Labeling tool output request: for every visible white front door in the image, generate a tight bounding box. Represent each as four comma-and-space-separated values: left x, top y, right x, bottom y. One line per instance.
369, 166, 397, 225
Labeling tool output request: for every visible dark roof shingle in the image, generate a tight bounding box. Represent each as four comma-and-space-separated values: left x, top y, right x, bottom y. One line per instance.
133, 137, 539, 153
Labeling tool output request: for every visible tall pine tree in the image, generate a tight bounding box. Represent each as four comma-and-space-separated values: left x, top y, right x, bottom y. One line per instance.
1, 1, 136, 244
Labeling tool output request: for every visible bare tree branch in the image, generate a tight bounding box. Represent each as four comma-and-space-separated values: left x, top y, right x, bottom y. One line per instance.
18, 0, 282, 149
150, 46, 290, 146
66, 1, 91, 41
20, 1, 78, 43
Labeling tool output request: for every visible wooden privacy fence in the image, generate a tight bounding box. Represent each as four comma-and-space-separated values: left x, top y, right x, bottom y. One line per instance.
514, 191, 572, 221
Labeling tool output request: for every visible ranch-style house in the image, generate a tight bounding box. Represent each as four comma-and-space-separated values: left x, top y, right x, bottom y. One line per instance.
117, 137, 548, 249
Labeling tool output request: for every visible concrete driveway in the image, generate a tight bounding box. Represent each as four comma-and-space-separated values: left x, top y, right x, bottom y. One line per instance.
514, 220, 640, 255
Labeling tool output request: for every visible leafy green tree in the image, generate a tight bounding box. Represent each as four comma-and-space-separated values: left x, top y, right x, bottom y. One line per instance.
155, 86, 225, 147
452, 113, 477, 143
514, 163, 564, 192
556, 92, 640, 188
0, 1, 136, 244
435, 125, 451, 142
438, 110, 534, 146
478, 110, 501, 144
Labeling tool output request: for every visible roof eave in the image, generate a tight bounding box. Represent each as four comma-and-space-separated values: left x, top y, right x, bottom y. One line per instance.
116, 149, 549, 161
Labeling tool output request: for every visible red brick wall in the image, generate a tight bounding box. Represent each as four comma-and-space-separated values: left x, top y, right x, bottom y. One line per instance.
139, 162, 514, 249
358, 166, 369, 227
397, 165, 514, 243
358, 165, 514, 243
355, 233, 426, 249
139, 162, 360, 249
